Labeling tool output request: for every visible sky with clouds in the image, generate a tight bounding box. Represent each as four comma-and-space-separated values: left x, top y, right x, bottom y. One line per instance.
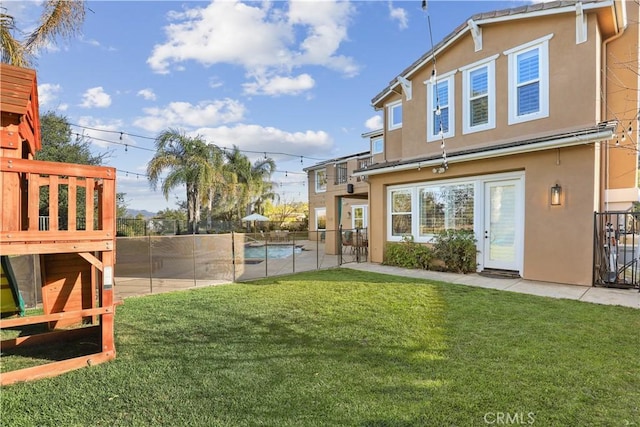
9, 0, 526, 213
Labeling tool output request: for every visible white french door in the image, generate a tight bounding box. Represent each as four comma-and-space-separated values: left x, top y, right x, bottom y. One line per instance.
483, 179, 522, 271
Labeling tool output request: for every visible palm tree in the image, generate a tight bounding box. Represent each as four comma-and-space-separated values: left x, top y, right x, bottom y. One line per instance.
1, 1, 86, 67
223, 147, 277, 219
147, 129, 223, 234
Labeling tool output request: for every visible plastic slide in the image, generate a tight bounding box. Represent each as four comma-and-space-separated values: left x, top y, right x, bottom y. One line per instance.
1, 256, 25, 317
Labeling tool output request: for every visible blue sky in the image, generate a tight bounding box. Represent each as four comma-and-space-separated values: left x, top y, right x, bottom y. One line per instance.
8, 0, 529, 213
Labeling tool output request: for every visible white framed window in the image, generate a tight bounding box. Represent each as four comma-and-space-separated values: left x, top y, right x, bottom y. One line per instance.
387, 172, 524, 243
352, 205, 368, 229
315, 169, 327, 193
426, 73, 455, 142
387, 100, 402, 130
372, 136, 384, 155
389, 189, 412, 237
418, 183, 474, 238
505, 34, 552, 125
461, 55, 497, 134
315, 208, 326, 230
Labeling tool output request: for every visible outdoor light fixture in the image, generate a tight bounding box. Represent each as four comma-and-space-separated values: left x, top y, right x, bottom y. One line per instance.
551, 184, 562, 206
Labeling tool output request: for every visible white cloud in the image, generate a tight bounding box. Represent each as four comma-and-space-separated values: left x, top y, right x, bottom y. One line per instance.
38, 83, 62, 107
80, 87, 112, 108
365, 115, 383, 131
133, 98, 246, 133
195, 123, 334, 162
243, 73, 315, 96
137, 88, 157, 101
147, 0, 358, 95
388, 2, 408, 30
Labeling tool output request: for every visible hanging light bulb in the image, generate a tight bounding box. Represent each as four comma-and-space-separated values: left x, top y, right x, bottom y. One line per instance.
300, 156, 304, 165
120, 132, 123, 141
430, 69, 437, 84
125, 144, 128, 152
435, 105, 441, 116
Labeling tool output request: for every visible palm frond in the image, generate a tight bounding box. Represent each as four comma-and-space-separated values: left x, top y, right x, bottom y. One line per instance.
24, 0, 86, 53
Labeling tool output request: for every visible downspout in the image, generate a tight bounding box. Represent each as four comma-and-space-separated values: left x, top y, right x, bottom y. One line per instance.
601, 0, 628, 211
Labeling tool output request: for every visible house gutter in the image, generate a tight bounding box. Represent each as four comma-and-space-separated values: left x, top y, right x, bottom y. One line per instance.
352, 128, 615, 178
601, 0, 628, 211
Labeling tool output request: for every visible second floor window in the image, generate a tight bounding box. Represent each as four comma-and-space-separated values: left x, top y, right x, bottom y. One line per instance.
462, 55, 496, 134
506, 34, 551, 125
315, 169, 327, 193
388, 101, 402, 130
335, 163, 347, 185
372, 136, 384, 154
427, 74, 455, 142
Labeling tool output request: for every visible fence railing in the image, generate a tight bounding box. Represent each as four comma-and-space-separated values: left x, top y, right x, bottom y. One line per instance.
593, 211, 640, 290
9, 229, 368, 306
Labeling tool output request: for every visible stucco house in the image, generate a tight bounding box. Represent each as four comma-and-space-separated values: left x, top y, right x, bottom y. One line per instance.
307, 0, 639, 286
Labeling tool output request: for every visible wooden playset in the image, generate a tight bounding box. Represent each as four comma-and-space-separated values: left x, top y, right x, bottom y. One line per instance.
0, 63, 117, 385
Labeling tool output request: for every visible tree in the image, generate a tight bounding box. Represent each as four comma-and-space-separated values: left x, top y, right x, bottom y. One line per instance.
37, 111, 104, 165
223, 146, 277, 219
1, 0, 86, 67
147, 129, 224, 234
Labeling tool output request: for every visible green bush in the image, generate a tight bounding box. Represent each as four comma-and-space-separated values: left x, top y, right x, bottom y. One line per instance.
383, 235, 434, 270
433, 229, 477, 273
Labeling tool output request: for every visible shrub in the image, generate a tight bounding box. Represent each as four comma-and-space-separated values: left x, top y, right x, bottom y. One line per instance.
383, 235, 434, 270
433, 229, 478, 273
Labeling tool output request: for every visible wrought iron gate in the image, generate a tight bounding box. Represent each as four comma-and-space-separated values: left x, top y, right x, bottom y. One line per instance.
594, 211, 640, 290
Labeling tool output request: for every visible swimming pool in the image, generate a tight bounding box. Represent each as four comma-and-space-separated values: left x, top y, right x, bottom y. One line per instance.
244, 245, 303, 259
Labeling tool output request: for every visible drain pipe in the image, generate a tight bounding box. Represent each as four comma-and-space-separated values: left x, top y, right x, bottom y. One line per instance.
601, 0, 628, 211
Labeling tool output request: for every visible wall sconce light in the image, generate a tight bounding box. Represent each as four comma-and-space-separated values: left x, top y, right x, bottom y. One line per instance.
550, 184, 562, 206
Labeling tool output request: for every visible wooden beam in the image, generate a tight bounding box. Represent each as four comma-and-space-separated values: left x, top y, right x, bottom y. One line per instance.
0, 240, 114, 256
1, 325, 100, 350
78, 252, 104, 271
0, 306, 113, 329
0, 158, 115, 180
1, 350, 115, 386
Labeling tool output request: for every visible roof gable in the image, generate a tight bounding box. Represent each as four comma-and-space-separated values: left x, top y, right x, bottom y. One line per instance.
0, 63, 41, 153
371, 0, 622, 107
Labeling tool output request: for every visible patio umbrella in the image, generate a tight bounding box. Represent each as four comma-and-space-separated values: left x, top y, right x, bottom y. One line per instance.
242, 213, 270, 237
241, 213, 270, 222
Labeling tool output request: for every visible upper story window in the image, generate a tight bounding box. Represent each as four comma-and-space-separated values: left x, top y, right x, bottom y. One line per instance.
387, 100, 402, 130
315, 169, 327, 193
505, 34, 552, 125
426, 73, 455, 142
372, 136, 384, 154
461, 55, 497, 134
334, 163, 347, 185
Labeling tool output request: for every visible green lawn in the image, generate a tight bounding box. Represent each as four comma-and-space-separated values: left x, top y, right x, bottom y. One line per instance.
1, 269, 639, 426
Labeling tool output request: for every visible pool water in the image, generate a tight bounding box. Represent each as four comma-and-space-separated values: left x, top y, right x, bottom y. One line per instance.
244, 245, 303, 259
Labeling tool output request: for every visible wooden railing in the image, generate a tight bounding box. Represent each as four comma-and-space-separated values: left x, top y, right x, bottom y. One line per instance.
0, 157, 116, 255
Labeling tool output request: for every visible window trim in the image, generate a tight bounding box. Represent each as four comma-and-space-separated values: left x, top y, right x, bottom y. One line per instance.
315, 169, 327, 193
426, 72, 456, 142
387, 100, 403, 131
352, 204, 368, 230
315, 207, 327, 230
505, 34, 552, 125
386, 172, 524, 243
371, 136, 384, 155
461, 54, 498, 134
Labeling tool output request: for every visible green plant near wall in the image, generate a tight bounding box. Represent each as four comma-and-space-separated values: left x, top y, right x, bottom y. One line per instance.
433, 229, 478, 274
383, 235, 434, 269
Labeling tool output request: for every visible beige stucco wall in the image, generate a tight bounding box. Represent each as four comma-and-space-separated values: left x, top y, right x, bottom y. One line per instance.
380, 12, 603, 165
368, 144, 600, 286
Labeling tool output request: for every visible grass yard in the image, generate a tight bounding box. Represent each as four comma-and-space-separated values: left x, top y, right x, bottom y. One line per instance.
1, 268, 639, 426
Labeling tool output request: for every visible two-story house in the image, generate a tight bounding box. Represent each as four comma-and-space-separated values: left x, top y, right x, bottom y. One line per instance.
309, 0, 639, 286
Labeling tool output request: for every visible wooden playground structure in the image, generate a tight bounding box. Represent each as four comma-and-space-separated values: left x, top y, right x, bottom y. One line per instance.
0, 63, 117, 386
